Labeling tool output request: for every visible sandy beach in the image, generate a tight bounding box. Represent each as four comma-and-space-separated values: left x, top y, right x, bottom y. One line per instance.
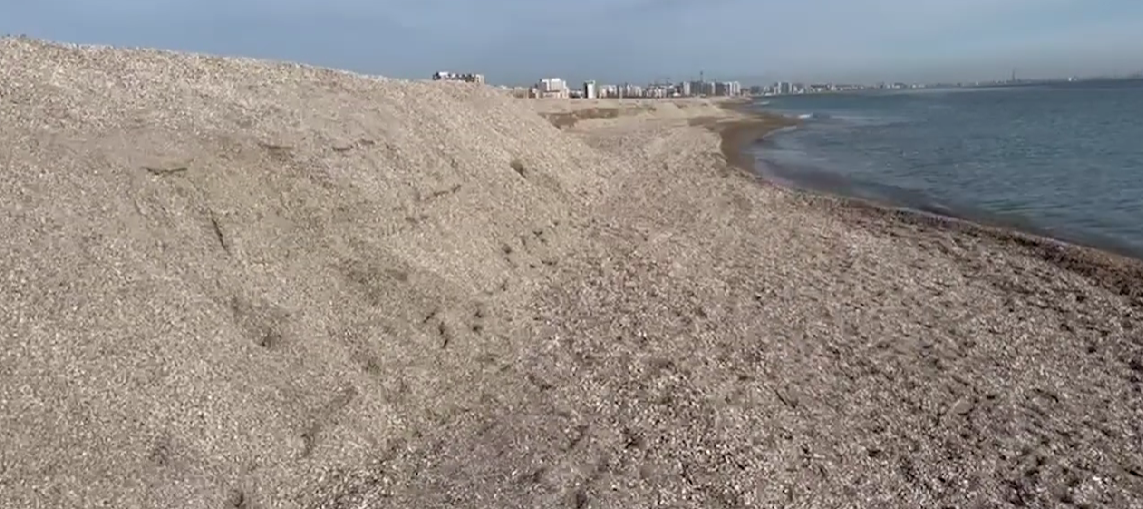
3, 38, 1142, 508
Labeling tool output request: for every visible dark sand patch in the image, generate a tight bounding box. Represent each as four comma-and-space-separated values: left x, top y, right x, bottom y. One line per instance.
539, 105, 652, 129
687, 112, 796, 175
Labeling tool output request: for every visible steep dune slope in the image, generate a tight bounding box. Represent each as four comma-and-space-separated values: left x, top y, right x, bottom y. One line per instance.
0, 37, 613, 508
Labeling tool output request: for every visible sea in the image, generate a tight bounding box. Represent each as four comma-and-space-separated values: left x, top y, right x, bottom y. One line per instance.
750, 79, 1143, 258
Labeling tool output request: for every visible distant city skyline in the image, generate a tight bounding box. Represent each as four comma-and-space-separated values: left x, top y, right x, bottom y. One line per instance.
3, 0, 1142, 85
501, 73, 1140, 103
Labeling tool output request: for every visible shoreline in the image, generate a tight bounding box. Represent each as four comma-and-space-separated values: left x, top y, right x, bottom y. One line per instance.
711, 102, 1143, 301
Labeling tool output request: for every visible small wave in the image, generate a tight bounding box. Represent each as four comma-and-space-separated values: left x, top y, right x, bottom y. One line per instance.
795, 112, 830, 120
767, 125, 798, 137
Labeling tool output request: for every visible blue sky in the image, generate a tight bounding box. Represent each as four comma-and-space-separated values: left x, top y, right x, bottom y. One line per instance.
3, 0, 1142, 85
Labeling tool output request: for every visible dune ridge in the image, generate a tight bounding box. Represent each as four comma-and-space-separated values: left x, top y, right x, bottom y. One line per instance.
2, 37, 613, 508
3, 37, 1143, 508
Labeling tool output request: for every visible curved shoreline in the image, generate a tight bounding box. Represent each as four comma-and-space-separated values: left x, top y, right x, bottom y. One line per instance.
713, 102, 1143, 301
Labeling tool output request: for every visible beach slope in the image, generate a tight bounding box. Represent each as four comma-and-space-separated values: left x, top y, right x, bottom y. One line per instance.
2, 39, 1142, 508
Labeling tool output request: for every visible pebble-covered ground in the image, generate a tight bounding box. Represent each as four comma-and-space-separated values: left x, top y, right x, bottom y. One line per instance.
2, 37, 1141, 508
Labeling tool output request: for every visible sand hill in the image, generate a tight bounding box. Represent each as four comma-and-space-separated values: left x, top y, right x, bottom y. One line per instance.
1, 37, 616, 508
3, 37, 1143, 508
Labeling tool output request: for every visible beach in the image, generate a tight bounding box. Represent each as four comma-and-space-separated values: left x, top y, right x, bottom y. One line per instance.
3, 38, 1142, 508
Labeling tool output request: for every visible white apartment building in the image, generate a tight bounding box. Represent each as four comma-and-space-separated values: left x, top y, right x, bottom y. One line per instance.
538, 78, 567, 92
536, 78, 569, 98
583, 80, 598, 99
716, 81, 741, 96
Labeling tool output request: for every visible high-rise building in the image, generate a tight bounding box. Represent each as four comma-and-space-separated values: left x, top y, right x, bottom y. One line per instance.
583, 80, 597, 99
536, 78, 569, 98
711, 81, 740, 96
689, 80, 706, 96
538, 78, 567, 93
725, 81, 741, 96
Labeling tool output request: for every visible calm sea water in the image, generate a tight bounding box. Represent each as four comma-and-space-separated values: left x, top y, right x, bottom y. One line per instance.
751, 80, 1143, 258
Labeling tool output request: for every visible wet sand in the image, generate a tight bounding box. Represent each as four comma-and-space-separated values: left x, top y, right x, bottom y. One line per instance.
711, 103, 1143, 301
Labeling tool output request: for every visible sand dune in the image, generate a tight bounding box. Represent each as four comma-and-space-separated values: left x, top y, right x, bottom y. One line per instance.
1, 37, 609, 508
3, 37, 1142, 508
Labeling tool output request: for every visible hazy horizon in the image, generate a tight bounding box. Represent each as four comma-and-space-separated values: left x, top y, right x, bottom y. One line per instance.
3, 0, 1142, 86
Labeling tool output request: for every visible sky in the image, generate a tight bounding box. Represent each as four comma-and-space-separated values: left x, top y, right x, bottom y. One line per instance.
3, 0, 1142, 86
